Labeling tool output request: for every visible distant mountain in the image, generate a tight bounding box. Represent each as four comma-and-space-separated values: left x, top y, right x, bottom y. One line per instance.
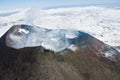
0, 25, 120, 80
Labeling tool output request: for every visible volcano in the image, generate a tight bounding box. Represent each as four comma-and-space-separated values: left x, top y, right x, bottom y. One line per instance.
0, 25, 120, 80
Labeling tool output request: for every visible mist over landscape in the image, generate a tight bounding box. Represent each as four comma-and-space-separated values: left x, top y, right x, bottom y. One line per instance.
0, 0, 120, 80
0, 6, 120, 51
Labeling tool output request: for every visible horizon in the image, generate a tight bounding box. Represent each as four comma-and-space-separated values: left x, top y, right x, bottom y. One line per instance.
0, 0, 120, 11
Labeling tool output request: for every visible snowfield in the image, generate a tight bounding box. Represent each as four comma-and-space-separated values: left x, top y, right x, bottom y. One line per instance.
0, 6, 120, 49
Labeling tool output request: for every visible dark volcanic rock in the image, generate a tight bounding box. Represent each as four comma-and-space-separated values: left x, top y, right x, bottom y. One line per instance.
0, 25, 120, 80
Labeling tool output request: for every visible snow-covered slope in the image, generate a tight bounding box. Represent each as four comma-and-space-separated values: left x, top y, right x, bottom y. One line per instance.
0, 6, 120, 48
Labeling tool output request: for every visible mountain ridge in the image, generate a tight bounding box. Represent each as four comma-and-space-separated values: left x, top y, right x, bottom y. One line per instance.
0, 25, 120, 80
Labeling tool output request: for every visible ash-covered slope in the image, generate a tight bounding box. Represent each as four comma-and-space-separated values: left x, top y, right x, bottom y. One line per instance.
0, 25, 120, 80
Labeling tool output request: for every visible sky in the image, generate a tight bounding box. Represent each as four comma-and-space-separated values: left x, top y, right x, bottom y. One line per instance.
0, 0, 120, 10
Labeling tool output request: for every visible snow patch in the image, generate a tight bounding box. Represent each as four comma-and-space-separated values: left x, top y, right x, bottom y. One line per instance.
66, 33, 77, 39
18, 28, 29, 34
68, 44, 77, 51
